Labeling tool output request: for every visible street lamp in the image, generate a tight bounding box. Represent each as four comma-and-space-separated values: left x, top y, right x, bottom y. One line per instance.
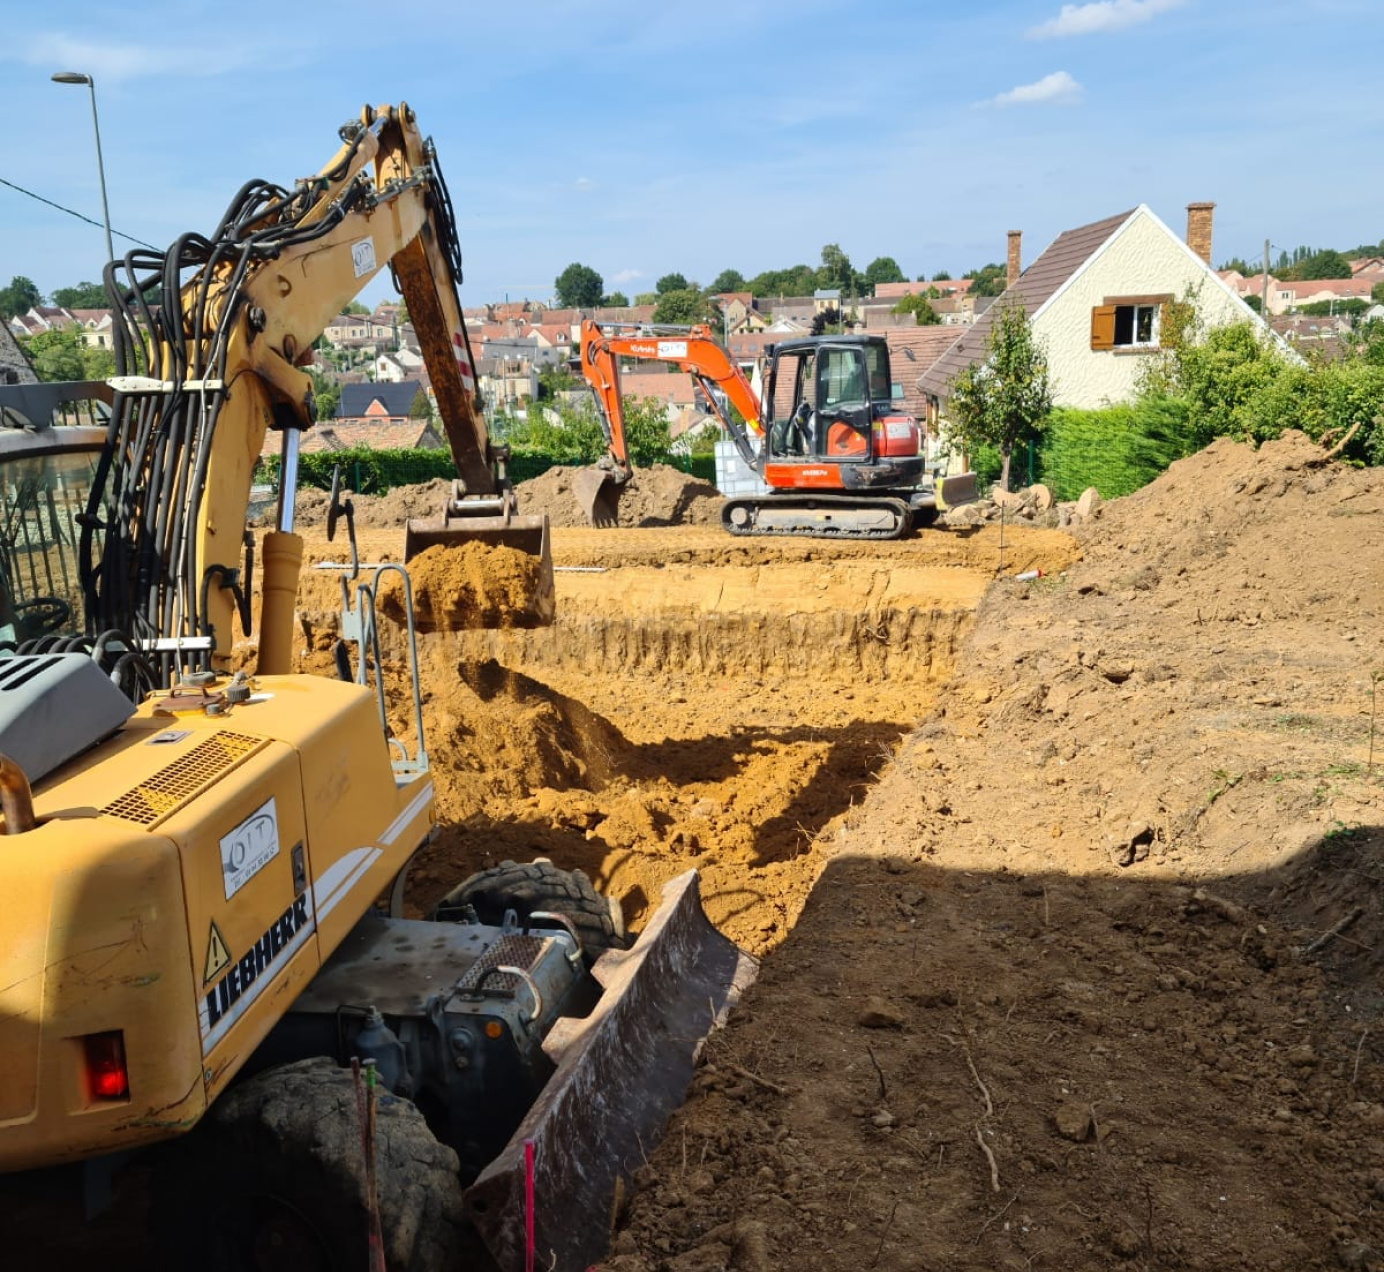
51, 71, 115, 268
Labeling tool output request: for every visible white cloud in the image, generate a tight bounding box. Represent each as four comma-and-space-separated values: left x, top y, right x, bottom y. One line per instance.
980, 71, 1084, 108
574, 176, 595, 191
21, 33, 269, 82
1026, 0, 1187, 39
611, 269, 643, 285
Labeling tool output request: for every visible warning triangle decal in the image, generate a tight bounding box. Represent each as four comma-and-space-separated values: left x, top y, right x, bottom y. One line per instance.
204, 922, 231, 983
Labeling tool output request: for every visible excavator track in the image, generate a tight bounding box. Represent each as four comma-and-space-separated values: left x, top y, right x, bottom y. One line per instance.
720, 494, 913, 541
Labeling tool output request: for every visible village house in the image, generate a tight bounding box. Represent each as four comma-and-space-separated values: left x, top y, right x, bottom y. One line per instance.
919, 203, 1272, 441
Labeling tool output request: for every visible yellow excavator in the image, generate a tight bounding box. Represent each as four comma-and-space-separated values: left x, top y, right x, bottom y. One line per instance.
0, 103, 753, 1272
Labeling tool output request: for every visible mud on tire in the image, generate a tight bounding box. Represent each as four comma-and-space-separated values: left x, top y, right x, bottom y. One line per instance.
430, 857, 628, 962
154, 1057, 469, 1272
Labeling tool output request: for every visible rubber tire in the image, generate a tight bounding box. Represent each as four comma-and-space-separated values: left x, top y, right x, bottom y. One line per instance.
153, 1057, 469, 1272
430, 858, 628, 962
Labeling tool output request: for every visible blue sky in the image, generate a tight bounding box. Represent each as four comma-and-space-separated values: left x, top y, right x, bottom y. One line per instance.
4, 0, 1380, 310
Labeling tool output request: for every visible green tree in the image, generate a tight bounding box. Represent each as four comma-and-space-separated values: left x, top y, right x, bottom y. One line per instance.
310, 368, 341, 420
811, 306, 843, 336
621, 396, 674, 466
1300, 298, 1367, 319
652, 288, 716, 325
409, 388, 434, 420
600, 291, 630, 308
343, 301, 370, 315
707, 269, 746, 295
932, 271, 952, 282
816, 243, 857, 294
18, 328, 91, 381
1373, 281, 1384, 303
0, 276, 43, 319
537, 364, 577, 399
1297, 249, 1352, 281
748, 265, 817, 298
863, 256, 906, 288
891, 293, 941, 325
505, 399, 605, 463
555, 262, 604, 309
633, 291, 658, 305
965, 263, 1008, 298
945, 300, 1052, 490
655, 272, 690, 295
51, 281, 109, 309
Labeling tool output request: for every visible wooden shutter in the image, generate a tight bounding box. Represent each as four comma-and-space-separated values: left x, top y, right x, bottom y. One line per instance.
1159, 301, 1171, 348
1090, 305, 1116, 351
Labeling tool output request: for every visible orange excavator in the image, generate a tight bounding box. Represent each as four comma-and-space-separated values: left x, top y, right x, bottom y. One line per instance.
575, 317, 976, 538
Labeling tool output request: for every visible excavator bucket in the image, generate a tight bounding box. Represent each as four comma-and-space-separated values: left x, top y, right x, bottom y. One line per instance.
465, 870, 759, 1272
573, 465, 628, 528
403, 482, 556, 626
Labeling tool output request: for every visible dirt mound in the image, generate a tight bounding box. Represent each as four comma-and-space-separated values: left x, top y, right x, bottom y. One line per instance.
515, 462, 723, 528
352, 477, 455, 528
597, 430, 1384, 1271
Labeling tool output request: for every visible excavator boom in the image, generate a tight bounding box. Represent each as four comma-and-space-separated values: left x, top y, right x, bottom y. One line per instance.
93, 101, 551, 676
576, 318, 764, 526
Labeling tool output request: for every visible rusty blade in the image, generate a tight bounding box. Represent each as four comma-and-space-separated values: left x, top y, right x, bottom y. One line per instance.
464, 870, 758, 1272
936, 471, 980, 510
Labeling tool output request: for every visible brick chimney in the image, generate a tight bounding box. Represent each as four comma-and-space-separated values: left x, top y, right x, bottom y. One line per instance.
1006, 230, 1022, 289
1185, 201, 1215, 265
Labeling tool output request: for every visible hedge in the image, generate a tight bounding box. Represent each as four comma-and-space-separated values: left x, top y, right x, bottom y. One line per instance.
256, 447, 715, 495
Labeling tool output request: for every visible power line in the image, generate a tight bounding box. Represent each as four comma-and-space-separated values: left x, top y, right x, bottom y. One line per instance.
0, 175, 160, 252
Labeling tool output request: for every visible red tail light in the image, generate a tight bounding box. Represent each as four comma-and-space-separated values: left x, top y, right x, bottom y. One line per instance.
83, 1031, 129, 1100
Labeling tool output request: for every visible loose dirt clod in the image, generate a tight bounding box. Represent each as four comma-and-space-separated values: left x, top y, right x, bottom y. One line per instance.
377, 541, 546, 630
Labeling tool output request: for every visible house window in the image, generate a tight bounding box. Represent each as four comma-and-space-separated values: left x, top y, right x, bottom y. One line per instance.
1090, 294, 1171, 352
1116, 304, 1157, 346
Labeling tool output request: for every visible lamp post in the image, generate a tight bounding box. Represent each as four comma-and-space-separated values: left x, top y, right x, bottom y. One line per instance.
51, 71, 115, 268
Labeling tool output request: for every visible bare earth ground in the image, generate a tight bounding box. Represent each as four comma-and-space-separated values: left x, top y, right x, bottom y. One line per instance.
296, 441, 1384, 1271
9, 445, 1382, 1270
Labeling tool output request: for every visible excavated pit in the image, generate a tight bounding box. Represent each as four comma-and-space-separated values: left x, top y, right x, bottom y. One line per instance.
286, 518, 1079, 955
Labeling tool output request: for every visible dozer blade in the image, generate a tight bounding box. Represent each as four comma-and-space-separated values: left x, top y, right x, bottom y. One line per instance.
936, 470, 980, 510
403, 507, 555, 627
465, 870, 758, 1272
573, 465, 627, 528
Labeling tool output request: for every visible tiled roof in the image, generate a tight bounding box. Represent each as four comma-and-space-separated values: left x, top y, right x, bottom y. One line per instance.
532, 324, 572, 346
728, 331, 779, 359
919, 208, 1136, 399
1280, 277, 1372, 299
337, 379, 423, 419
591, 304, 657, 325
299, 420, 441, 454
874, 279, 974, 299
619, 370, 696, 405
882, 327, 964, 419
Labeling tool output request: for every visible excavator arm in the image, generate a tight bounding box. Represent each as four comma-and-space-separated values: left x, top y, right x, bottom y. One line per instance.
89, 102, 550, 682
575, 318, 764, 525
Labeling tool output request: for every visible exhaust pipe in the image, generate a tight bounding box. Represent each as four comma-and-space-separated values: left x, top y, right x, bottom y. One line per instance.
0, 752, 36, 834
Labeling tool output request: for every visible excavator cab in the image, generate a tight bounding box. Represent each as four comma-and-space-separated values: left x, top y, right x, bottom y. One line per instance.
767, 341, 879, 465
